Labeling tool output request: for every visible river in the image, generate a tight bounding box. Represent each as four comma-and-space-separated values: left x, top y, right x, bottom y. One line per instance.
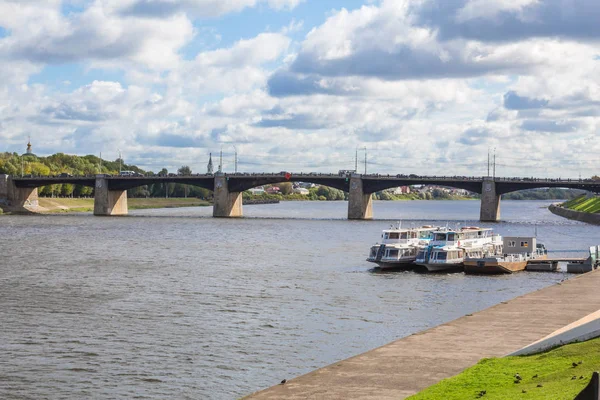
0, 200, 597, 399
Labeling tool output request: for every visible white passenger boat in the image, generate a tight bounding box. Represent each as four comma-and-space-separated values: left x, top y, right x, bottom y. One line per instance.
367, 224, 439, 270
415, 227, 502, 272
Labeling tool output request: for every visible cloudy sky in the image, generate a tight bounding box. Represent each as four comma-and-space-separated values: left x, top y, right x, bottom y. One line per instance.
0, 0, 598, 177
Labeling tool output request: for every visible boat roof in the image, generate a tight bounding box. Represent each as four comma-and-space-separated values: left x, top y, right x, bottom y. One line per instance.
382, 225, 440, 233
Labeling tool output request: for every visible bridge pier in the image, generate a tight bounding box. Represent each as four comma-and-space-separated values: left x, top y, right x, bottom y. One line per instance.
480, 179, 501, 222
0, 174, 39, 213
213, 174, 242, 218
93, 176, 128, 216
348, 175, 373, 220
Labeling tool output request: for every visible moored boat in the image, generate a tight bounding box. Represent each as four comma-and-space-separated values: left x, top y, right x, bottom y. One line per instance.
464, 236, 547, 274
367, 224, 440, 270
415, 226, 501, 272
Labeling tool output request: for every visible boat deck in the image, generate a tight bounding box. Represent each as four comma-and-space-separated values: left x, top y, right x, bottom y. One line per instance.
244, 270, 600, 400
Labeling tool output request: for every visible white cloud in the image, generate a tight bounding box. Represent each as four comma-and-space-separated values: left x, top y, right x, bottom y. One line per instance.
114, 0, 302, 18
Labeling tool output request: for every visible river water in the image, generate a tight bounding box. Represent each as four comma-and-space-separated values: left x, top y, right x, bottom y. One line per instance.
0, 200, 598, 399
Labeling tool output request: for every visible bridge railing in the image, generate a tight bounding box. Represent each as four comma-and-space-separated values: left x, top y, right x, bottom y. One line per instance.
11, 173, 600, 184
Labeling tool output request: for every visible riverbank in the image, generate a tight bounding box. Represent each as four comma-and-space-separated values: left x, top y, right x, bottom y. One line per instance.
549, 203, 600, 225
562, 194, 600, 213
244, 270, 600, 400
408, 337, 600, 399
36, 197, 210, 213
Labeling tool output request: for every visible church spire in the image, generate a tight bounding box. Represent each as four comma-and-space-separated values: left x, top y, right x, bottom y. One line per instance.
207, 153, 214, 174
26, 136, 32, 154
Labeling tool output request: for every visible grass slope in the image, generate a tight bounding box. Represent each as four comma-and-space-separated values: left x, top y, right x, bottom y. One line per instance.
38, 197, 210, 212
562, 195, 600, 214
407, 337, 600, 400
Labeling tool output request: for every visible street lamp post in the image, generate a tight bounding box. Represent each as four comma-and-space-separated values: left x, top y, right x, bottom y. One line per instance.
232, 145, 238, 173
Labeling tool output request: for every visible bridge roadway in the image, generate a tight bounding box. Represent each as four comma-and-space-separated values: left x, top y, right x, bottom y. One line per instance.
2, 173, 599, 220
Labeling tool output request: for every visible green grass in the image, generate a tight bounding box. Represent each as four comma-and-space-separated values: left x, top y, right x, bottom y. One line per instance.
407, 337, 600, 400
128, 198, 210, 209
38, 197, 210, 212
561, 195, 600, 213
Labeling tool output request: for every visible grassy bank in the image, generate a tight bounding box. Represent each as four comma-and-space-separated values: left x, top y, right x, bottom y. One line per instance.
562, 195, 600, 213
407, 337, 600, 400
37, 197, 210, 213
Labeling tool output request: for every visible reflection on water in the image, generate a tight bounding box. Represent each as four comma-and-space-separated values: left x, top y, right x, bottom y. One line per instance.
0, 200, 596, 399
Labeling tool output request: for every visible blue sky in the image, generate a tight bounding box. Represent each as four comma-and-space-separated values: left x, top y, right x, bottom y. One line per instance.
0, 0, 599, 177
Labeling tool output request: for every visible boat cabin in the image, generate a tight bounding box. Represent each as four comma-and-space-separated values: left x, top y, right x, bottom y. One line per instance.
503, 237, 538, 255
381, 226, 436, 245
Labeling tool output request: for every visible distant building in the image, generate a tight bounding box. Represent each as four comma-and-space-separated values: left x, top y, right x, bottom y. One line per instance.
248, 187, 265, 195
207, 153, 214, 174
22, 136, 36, 157
390, 186, 411, 195
293, 188, 310, 195
265, 186, 280, 194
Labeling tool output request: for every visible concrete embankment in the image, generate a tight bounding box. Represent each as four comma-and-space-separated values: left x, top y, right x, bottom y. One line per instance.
244, 270, 600, 400
549, 204, 600, 225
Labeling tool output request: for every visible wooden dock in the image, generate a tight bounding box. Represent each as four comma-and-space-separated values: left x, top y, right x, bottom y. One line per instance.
244, 270, 600, 400
527, 257, 587, 264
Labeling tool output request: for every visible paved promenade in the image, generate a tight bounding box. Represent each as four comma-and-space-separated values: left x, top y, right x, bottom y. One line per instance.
245, 270, 600, 399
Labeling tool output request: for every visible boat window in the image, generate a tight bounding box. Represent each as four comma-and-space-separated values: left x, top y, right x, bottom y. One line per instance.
436, 252, 447, 260
370, 248, 377, 257
508, 241, 516, 247
447, 233, 455, 241
434, 233, 446, 241
417, 251, 425, 259
388, 249, 399, 257
389, 232, 400, 239
400, 232, 408, 239
521, 241, 528, 247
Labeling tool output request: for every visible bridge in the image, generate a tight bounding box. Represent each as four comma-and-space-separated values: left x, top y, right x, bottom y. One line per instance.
1, 173, 599, 221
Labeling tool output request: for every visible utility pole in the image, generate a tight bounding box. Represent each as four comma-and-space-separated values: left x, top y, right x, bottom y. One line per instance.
493, 148, 496, 179
219, 147, 223, 173
233, 145, 238, 173
118, 149, 122, 173
364, 146, 367, 175
487, 148, 490, 177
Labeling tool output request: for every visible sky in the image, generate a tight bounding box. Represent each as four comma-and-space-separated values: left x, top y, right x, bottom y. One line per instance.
0, 0, 599, 177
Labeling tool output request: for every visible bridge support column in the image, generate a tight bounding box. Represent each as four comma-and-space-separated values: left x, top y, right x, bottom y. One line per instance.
213, 174, 242, 218
348, 175, 373, 220
93, 177, 128, 216
480, 179, 500, 222
0, 174, 39, 213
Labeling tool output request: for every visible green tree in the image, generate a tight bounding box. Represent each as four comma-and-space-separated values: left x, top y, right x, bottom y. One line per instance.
178, 165, 192, 175
279, 182, 293, 195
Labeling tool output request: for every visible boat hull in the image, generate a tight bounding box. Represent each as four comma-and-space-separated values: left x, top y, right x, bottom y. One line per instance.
464, 259, 527, 274
415, 262, 463, 272
367, 259, 415, 270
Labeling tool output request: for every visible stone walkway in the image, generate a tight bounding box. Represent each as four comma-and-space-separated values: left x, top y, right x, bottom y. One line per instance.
244, 270, 600, 399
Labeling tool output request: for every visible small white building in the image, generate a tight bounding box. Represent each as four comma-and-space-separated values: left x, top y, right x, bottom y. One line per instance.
293, 188, 310, 195
248, 187, 265, 195
391, 186, 411, 195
